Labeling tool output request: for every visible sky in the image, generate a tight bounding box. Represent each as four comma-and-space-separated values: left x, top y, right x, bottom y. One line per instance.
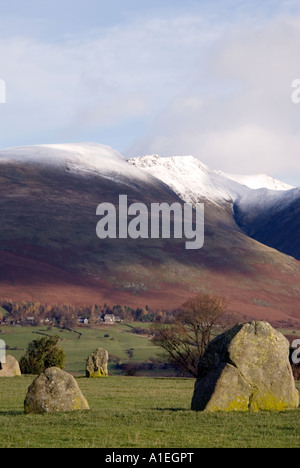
0, 0, 300, 185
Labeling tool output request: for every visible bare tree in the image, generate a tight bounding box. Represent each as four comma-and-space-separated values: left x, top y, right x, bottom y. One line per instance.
152, 294, 230, 377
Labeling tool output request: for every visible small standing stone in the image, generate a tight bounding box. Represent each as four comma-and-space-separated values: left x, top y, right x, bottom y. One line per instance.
24, 367, 90, 414
86, 348, 108, 377
0, 355, 21, 377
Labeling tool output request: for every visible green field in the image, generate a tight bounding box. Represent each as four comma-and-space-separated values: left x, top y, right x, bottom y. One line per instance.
0, 325, 299, 448
0, 376, 299, 448
0, 324, 162, 375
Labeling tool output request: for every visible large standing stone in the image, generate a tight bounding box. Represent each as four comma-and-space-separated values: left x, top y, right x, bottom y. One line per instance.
24, 367, 90, 414
0, 355, 21, 377
86, 348, 108, 377
191, 321, 299, 412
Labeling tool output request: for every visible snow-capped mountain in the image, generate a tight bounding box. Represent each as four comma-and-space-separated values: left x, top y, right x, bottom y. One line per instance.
0, 143, 125, 171
128, 154, 293, 207
2, 144, 291, 204
0, 143, 151, 186
234, 185, 300, 260
129, 153, 300, 260
217, 171, 294, 192
0, 142, 300, 325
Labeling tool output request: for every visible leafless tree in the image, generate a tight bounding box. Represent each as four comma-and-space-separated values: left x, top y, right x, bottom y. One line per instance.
152, 294, 231, 377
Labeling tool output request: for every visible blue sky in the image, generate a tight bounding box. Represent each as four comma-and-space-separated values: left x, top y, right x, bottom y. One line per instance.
0, 0, 300, 184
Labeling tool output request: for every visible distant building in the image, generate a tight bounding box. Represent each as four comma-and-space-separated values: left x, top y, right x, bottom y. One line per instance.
103, 314, 116, 323
42, 318, 52, 324
26, 317, 36, 325
78, 317, 89, 325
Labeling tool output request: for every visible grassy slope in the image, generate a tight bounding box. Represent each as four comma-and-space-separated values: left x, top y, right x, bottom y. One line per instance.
0, 376, 299, 448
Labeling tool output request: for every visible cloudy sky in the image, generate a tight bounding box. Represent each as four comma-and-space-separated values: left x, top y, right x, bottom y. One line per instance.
0, 0, 300, 184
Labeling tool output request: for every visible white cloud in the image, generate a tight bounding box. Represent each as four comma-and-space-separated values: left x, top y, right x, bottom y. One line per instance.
0, 7, 300, 184
128, 16, 300, 184
0, 15, 219, 146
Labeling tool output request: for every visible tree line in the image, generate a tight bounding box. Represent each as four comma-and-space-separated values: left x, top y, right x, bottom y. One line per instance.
3, 293, 298, 381
16, 293, 233, 377
0, 299, 174, 326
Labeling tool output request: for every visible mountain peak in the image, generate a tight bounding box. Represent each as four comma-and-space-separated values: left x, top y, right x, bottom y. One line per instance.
0, 142, 125, 166
129, 153, 294, 206
0, 143, 150, 182
217, 171, 294, 192
129, 153, 246, 205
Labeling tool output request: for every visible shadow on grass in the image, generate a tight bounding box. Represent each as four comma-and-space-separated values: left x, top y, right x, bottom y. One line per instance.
155, 407, 189, 412
0, 411, 24, 416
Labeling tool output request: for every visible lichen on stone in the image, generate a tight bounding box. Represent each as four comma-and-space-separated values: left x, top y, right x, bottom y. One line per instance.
191, 321, 299, 412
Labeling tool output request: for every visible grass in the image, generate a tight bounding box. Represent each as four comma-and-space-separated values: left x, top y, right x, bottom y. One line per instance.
2, 324, 299, 376
0, 325, 161, 375
0, 377, 299, 448
0, 325, 299, 448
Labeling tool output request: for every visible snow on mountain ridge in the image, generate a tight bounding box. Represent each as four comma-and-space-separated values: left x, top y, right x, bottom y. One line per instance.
0, 144, 294, 207
0, 143, 125, 170
218, 171, 294, 192
0, 143, 150, 183
129, 154, 250, 206
129, 154, 293, 206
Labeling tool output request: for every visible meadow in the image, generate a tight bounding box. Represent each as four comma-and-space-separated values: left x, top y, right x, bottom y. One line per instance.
0, 324, 162, 376
0, 376, 299, 448
0, 325, 299, 448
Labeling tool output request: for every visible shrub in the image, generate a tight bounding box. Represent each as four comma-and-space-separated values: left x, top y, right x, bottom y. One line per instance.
121, 363, 140, 376
19, 336, 65, 375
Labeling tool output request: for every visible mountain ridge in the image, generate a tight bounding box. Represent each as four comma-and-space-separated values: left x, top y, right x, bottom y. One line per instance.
0, 143, 299, 326
128, 153, 294, 206
129, 152, 300, 261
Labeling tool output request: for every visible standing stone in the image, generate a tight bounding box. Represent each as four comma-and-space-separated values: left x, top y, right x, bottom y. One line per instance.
0, 355, 21, 377
24, 367, 89, 414
86, 348, 108, 377
191, 321, 299, 412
